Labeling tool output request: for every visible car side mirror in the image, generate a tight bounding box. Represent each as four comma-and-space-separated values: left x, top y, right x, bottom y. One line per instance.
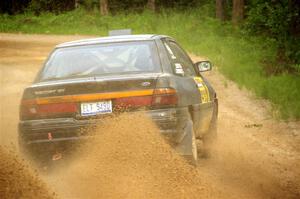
194, 61, 212, 73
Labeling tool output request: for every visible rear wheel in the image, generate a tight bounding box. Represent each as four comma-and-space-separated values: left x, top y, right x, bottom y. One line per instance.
175, 115, 198, 166
202, 103, 218, 158
190, 128, 198, 165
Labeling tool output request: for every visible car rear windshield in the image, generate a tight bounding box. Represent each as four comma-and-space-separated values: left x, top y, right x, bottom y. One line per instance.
39, 41, 161, 81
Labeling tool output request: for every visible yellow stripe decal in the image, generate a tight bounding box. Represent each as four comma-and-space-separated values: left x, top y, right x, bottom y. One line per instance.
193, 77, 211, 103
24, 89, 154, 105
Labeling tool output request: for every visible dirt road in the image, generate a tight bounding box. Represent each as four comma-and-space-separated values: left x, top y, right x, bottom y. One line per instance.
0, 33, 299, 199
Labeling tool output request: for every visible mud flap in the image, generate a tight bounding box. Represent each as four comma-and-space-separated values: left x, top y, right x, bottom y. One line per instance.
175, 120, 194, 156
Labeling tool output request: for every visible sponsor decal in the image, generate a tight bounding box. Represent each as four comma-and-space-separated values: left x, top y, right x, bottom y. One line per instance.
194, 77, 211, 103
141, 81, 151, 87
175, 63, 184, 75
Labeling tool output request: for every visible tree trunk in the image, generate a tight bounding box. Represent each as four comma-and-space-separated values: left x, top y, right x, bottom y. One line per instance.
75, 0, 79, 9
147, 0, 155, 12
232, 0, 244, 25
216, 0, 226, 21
100, 0, 109, 16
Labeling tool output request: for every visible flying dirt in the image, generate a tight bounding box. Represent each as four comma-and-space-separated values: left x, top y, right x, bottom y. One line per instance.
46, 113, 220, 199
0, 33, 300, 199
0, 146, 55, 198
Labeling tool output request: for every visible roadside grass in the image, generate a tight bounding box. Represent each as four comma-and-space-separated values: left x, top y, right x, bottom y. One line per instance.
1, 8, 299, 119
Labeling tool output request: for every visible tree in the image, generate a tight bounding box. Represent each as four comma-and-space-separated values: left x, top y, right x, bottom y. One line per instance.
147, 0, 155, 12
75, 0, 79, 9
245, 0, 300, 73
216, 0, 226, 21
232, 0, 244, 25
100, 0, 108, 15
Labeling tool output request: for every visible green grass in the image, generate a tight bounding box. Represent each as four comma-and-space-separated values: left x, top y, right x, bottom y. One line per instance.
1, 8, 299, 119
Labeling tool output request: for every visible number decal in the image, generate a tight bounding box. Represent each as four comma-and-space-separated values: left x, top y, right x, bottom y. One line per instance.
194, 77, 211, 103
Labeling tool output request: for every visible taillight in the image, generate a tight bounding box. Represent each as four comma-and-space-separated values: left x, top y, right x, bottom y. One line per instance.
20, 100, 77, 120
113, 88, 177, 110
151, 88, 178, 107
114, 96, 153, 109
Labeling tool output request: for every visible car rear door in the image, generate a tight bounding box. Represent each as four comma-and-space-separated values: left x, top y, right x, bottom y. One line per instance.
161, 38, 201, 105
162, 38, 214, 137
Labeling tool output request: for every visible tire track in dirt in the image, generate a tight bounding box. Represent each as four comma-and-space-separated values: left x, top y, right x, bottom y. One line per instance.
0, 34, 299, 199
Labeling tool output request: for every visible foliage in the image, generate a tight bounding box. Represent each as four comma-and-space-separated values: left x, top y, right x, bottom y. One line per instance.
244, 0, 300, 73
27, 0, 75, 14
0, 0, 31, 14
1, 0, 210, 14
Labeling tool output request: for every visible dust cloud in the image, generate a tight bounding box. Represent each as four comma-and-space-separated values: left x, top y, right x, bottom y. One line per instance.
46, 113, 219, 199
0, 146, 55, 199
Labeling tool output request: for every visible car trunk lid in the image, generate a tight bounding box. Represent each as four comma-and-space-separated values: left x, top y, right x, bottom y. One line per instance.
20, 73, 162, 120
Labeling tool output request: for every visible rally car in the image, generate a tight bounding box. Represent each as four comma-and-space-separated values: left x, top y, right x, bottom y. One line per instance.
18, 34, 218, 164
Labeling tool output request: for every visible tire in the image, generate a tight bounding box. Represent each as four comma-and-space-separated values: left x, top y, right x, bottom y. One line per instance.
202, 102, 218, 158
183, 123, 198, 166
175, 114, 198, 166
190, 127, 198, 166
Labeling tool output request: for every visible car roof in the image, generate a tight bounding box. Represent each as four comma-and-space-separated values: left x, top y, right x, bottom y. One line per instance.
56, 34, 168, 48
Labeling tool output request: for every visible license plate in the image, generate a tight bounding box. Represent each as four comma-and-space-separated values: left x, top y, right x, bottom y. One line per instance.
81, 101, 112, 116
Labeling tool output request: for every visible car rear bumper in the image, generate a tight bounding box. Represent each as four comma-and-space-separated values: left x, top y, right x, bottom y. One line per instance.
19, 107, 190, 146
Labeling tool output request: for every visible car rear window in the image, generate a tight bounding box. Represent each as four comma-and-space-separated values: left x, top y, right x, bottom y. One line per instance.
39, 41, 161, 81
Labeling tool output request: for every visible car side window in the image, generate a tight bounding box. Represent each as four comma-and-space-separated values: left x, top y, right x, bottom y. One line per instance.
163, 40, 196, 77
